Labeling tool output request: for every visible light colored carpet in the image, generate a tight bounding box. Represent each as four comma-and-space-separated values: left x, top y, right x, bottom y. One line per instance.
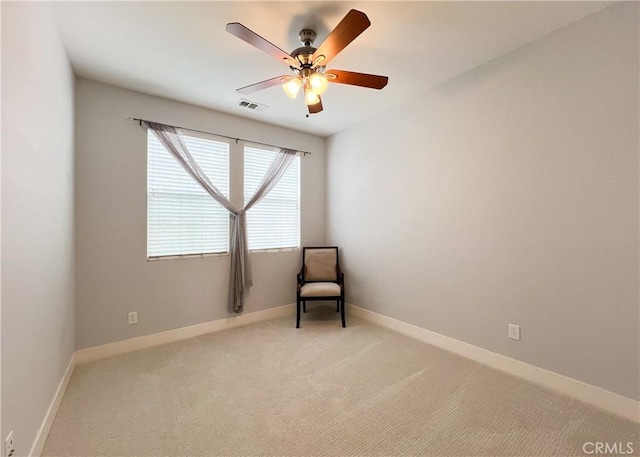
43, 306, 638, 457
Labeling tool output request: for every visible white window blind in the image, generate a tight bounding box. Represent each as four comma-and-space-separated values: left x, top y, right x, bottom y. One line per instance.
147, 131, 229, 258
244, 146, 300, 251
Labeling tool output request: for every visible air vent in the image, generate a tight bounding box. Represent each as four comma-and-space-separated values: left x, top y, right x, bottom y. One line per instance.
238, 99, 268, 112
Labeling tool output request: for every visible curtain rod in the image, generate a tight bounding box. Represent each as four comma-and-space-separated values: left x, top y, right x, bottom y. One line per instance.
127, 117, 311, 156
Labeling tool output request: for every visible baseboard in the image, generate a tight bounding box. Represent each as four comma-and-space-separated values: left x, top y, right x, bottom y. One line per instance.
75, 303, 295, 364
29, 353, 76, 457
348, 303, 639, 423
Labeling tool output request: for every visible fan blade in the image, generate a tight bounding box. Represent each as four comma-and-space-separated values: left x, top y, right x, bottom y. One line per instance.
325, 70, 388, 89
237, 76, 294, 95
312, 10, 370, 67
308, 97, 323, 114
226, 22, 299, 68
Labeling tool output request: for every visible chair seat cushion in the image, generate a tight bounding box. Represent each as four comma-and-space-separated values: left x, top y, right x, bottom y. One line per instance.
300, 282, 341, 297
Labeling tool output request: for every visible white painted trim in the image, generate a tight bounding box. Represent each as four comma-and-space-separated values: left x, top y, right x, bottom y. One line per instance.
348, 304, 639, 423
75, 304, 295, 364
29, 353, 76, 457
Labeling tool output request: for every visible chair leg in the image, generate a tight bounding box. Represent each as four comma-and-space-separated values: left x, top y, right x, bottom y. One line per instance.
340, 298, 346, 328
336, 301, 339, 312
296, 298, 301, 328
303, 301, 307, 313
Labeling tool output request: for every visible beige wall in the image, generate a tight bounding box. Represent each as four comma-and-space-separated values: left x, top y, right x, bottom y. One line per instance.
1, 3, 76, 455
75, 79, 326, 349
326, 3, 639, 400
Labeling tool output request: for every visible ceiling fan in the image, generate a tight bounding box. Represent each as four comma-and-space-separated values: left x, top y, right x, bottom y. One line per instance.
226, 9, 388, 115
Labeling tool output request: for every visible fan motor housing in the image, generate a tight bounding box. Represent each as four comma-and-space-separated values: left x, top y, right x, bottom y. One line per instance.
291, 46, 316, 67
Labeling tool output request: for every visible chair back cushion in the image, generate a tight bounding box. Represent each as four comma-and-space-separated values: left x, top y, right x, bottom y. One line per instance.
304, 248, 337, 281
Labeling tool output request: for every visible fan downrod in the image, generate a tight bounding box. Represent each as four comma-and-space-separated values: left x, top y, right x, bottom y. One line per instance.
290, 29, 319, 68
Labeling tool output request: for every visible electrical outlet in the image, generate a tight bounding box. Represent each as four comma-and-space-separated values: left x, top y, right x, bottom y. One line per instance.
5, 431, 15, 457
508, 323, 521, 341
128, 312, 138, 325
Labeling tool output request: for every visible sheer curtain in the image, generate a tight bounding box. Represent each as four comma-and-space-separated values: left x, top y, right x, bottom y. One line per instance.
143, 121, 297, 313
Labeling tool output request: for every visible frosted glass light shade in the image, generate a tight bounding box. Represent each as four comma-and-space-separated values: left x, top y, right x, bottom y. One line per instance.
309, 73, 328, 95
283, 78, 302, 99
304, 87, 320, 105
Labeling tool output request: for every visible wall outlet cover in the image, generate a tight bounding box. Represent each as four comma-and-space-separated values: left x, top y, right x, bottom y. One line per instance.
508, 323, 521, 341
128, 312, 138, 325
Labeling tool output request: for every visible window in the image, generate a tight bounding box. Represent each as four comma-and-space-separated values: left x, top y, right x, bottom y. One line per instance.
147, 132, 229, 258
244, 146, 300, 250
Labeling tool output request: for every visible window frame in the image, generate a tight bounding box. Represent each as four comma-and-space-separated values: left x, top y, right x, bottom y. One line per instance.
146, 129, 231, 261
145, 131, 303, 261
243, 143, 301, 253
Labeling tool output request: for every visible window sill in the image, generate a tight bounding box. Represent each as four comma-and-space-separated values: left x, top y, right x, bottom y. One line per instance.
249, 247, 300, 254
147, 252, 228, 262
147, 247, 299, 261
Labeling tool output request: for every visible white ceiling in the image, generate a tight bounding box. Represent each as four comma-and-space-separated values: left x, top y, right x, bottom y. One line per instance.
52, 1, 611, 137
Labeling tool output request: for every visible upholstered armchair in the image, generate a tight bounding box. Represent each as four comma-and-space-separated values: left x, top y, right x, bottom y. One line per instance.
296, 246, 345, 328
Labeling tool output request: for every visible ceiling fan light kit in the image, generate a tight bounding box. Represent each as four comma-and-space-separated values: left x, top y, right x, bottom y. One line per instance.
226, 9, 388, 115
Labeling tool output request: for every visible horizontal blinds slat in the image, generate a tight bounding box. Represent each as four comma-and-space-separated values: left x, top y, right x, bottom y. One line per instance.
147, 132, 229, 257
244, 146, 300, 250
